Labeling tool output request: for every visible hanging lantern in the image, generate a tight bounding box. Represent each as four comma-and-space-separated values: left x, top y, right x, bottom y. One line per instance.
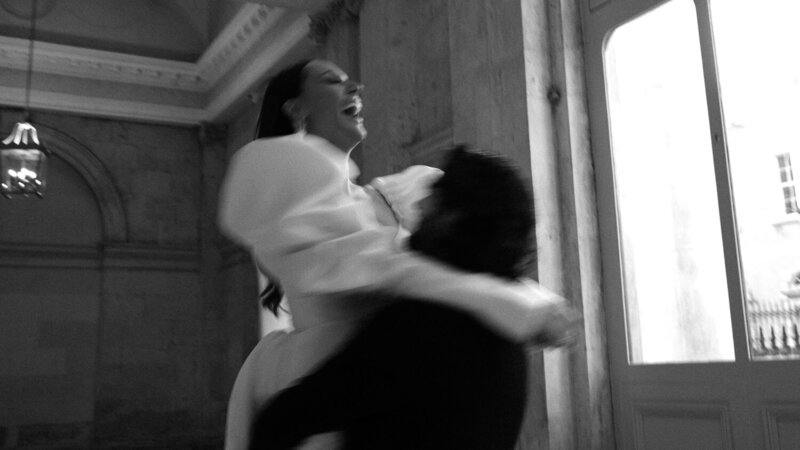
0, 121, 50, 199
1, 0, 52, 200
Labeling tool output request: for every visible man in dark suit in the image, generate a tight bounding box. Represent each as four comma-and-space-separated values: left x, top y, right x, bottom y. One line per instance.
249, 146, 573, 449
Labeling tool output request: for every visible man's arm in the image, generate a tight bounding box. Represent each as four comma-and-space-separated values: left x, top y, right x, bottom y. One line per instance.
248, 301, 420, 450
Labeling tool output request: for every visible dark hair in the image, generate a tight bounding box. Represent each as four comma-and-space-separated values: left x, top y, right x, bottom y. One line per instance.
255, 59, 312, 140
256, 60, 312, 315
410, 145, 535, 280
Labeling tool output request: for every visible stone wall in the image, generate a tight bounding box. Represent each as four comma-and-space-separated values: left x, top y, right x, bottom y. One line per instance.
0, 108, 230, 448
217, 101, 263, 385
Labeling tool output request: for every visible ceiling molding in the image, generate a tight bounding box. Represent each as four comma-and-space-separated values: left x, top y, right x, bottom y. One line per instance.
248, 0, 336, 12
0, 36, 203, 91
196, 3, 287, 88
0, 86, 206, 125
205, 12, 310, 122
0, 3, 316, 126
0, 242, 200, 271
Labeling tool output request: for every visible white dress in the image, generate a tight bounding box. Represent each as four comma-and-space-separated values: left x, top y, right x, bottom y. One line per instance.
218, 133, 563, 449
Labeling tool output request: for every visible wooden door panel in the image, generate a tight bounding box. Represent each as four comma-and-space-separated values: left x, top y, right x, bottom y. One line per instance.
632, 402, 733, 450
763, 405, 800, 450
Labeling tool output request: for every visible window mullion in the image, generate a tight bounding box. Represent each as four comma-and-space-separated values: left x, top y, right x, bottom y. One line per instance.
694, 0, 750, 362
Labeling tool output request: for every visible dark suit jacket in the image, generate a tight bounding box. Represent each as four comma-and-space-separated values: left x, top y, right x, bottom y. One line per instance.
249, 299, 528, 450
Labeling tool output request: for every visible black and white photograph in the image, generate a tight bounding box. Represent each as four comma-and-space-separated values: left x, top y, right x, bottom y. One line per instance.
0, 0, 798, 449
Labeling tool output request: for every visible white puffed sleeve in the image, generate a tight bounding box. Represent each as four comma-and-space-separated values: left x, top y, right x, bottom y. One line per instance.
218, 135, 379, 257
369, 165, 443, 232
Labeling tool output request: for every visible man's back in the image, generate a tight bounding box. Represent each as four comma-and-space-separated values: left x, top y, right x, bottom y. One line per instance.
250, 298, 527, 450
343, 299, 527, 450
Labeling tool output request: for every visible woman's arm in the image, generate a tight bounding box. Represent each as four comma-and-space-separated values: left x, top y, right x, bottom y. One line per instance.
274, 236, 577, 343
218, 136, 579, 343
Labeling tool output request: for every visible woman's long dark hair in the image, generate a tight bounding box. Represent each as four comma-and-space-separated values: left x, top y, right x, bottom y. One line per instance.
255, 59, 312, 315
255, 59, 312, 139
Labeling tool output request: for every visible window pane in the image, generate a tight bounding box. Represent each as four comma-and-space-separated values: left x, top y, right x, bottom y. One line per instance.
605, 0, 735, 364
711, 0, 800, 360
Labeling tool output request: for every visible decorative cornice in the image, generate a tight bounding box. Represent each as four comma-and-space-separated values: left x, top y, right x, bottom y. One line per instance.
196, 4, 286, 88
0, 3, 316, 125
309, 0, 363, 44
102, 243, 199, 272
0, 5, 286, 92
0, 36, 204, 91
204, 12, 311, 121
0, 86, 207, 126
0, 242, 199, 271
0, 243, 100, 269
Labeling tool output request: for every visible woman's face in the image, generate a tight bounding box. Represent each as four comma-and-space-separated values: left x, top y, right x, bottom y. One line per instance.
294, 60, 366, 151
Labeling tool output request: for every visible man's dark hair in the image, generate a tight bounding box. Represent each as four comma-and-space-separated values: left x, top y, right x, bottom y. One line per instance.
409, 145, 535, 280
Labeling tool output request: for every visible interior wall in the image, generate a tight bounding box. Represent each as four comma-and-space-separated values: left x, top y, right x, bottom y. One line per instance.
217, 102, 263, 378
357, 0, 454, 180
0, 108, 230, 448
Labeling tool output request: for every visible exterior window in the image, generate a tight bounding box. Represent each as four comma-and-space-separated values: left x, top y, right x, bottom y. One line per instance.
600, 0, 800, 364
777, 153, 800, 214
712, 0, 800, 359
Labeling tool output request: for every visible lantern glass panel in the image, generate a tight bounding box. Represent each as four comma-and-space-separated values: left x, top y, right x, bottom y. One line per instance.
1, 148, 48, 197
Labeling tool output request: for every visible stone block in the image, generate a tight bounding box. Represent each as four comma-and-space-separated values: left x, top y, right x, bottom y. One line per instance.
17, 421, 91, 448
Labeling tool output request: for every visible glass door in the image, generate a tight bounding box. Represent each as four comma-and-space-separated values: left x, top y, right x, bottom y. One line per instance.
604, 0, 735, 365
582, 0, 800, 448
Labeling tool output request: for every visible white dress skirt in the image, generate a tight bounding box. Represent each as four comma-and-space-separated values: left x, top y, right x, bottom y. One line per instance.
226, 290, 397, 449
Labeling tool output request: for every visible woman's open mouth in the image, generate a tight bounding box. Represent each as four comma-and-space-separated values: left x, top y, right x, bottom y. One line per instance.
341, 99, 363, 119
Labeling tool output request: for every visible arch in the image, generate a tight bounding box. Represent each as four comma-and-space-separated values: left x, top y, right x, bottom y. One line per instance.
36, 125, 128, 243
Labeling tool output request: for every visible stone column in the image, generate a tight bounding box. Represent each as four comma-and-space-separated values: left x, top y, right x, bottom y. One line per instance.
539, 0, 613, 448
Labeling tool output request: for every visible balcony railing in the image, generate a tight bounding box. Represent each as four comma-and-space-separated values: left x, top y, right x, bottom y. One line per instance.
747, 300, 800, 359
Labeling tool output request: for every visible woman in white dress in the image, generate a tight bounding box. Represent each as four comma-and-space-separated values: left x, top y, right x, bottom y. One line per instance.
218, 59, 579, 449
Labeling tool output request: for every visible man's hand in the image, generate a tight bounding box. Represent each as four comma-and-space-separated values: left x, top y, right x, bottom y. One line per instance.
530, 298, 582, 348
517, 280, 582, 348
